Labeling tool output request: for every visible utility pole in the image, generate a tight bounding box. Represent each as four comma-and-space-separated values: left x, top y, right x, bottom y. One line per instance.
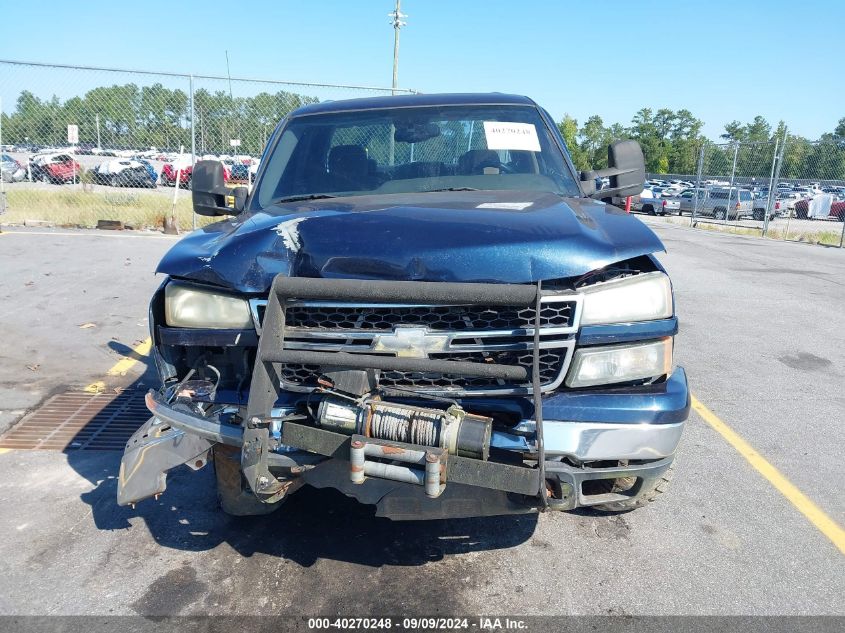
95, 113, 101, 150
387, 1, 407, 165
389, 0, 407, 94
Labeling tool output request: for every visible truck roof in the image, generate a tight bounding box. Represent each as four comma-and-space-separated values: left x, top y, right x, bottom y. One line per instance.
288, 92, 537, 118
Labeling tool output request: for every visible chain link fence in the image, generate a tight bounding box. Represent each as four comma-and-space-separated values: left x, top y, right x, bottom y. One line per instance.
0, 60, 413, 231
648, 138, 845, 247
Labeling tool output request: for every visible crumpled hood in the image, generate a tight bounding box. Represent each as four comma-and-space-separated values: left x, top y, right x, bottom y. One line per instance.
157, 190, 664, 293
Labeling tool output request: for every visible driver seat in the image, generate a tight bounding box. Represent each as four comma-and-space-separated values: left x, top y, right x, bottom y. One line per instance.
457, 149, 501, 175
328, 145, 368, 189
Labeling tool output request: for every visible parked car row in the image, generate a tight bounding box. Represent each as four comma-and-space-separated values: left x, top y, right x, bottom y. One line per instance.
3, 150, 246, 189
635, 178, 845, 222
2, 143, 260, 165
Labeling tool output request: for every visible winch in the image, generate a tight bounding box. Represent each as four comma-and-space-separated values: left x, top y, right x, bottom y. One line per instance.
312, 370, 493, 497
317, 397, 493, 460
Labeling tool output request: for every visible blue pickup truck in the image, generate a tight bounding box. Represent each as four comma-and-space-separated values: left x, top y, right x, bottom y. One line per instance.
117, 93, 689, 520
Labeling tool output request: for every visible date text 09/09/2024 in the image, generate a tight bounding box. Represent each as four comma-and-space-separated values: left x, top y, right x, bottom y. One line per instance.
307, 617, 527, 630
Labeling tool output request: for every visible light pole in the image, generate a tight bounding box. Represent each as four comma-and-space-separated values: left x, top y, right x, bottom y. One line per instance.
387, 1, 407, 165
389, 0, 407, 94
95, 113, 101, 150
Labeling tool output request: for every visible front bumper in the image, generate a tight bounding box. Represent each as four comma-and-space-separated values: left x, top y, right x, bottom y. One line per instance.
117, 368, 689, 517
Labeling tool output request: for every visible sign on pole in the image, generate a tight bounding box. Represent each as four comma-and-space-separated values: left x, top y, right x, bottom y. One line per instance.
67, 124, 79, 145
229, 139, 241, 148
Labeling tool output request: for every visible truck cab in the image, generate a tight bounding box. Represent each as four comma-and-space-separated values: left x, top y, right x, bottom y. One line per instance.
117, 93, 689, 520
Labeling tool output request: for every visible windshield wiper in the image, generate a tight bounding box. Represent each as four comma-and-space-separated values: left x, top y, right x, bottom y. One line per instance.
272, 193, 338, 204
424, 187, 480, 193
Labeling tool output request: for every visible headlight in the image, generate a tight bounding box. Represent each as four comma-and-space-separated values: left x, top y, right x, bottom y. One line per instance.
164, 282, 253, 329
565, 338, 672, 388
580, 271, 673, 325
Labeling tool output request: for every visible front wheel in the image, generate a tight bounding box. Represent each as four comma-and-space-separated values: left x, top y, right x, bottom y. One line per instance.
213, 444, 288, 516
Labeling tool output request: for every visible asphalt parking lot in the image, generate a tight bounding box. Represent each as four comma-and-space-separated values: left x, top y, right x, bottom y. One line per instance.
0, 221, 843, 616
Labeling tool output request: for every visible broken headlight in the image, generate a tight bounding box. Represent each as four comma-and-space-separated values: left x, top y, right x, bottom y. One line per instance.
164, 281, 253, 329
580, 271, 673, 325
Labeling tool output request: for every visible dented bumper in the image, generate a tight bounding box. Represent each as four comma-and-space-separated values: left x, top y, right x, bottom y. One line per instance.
117, 372, 687, 516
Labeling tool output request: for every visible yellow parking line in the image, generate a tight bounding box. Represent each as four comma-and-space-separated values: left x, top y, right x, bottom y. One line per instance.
84, 338, 152, 394
692, 395, 845, 555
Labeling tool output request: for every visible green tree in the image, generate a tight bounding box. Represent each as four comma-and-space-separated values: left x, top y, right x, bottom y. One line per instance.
557, 114, 589, 171
579, 115, 611, 169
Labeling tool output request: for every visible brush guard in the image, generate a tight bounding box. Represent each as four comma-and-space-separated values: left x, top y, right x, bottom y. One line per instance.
242, 275, 550, 506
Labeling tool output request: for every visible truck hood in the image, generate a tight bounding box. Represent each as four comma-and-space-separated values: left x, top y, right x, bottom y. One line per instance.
157, 191, 665, 293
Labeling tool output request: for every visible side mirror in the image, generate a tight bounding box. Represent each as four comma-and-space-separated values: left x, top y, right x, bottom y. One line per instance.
192, 160, 248, 216
580, 140, 646, 199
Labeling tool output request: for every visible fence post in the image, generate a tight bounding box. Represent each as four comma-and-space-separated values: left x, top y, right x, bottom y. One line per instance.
726, 142, 739, 226
838, 213, 845, 248
778, 130, 793, 241
189, 74, 196, 231
692, 144, 705, 226
0, 95, 6, 223
762, 136, 779, 237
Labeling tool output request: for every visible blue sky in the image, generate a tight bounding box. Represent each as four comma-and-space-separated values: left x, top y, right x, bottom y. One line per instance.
2, 0, 842, 140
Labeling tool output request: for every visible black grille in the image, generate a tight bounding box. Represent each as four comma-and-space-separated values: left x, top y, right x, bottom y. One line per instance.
285, 303, 574, 331
279, 348, 566, 392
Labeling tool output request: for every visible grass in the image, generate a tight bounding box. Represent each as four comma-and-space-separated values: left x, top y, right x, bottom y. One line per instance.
659, 215, 845, 247
0, 187, 217, 231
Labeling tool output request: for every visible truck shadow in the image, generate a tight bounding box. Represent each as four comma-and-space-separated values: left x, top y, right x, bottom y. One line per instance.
64, 373, 538, 568
70, 451, 537, 567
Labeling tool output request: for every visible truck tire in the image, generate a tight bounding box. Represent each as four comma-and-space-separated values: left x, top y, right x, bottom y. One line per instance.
714, 208, 726, 220
212, 444, 283, 516
590, 461, 675, 513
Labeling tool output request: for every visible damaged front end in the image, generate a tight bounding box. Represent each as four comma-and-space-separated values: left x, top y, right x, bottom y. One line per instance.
118, 274, 686, 519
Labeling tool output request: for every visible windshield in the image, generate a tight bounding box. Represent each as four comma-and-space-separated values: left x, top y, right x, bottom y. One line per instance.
254, 104, 580, 208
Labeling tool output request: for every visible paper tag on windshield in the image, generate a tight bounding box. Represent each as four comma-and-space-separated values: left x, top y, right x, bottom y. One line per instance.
483, 121, 541, 152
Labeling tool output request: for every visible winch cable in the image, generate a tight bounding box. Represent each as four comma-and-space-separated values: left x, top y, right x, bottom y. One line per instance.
533, 280, 550, 510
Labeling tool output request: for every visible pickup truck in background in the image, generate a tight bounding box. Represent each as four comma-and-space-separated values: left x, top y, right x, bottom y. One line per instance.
612, 188, 681, 215
117, 93, 689, 522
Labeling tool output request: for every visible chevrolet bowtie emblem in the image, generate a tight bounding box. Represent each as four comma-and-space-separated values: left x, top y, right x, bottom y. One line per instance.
371, 327, 450, 359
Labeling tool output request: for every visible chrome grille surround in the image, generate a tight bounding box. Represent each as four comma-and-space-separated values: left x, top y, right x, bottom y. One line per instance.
248, 294, 581, 397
